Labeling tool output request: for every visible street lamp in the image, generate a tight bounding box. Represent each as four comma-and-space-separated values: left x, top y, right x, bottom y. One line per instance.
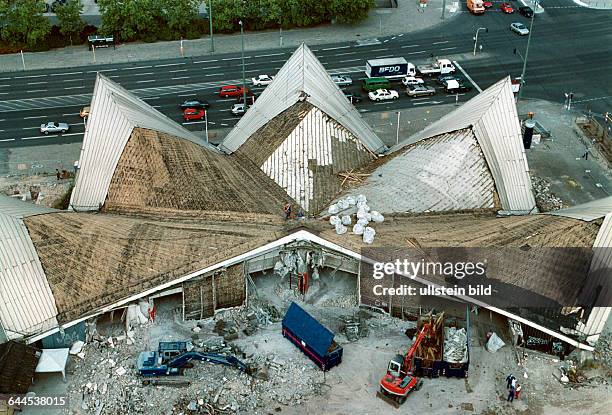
239, 20, 247, 111
473, 27, 487, 56
517, 0, 538, 102
208, 0, 214, 53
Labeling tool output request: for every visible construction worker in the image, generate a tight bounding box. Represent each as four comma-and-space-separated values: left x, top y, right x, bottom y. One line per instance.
283, 202, 292, 220
515, 383, 522, 400
506, 374, 515, 389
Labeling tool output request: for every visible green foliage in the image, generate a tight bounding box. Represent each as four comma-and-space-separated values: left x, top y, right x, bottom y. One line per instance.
330, 0, 374, 24
164, 0, 200, 37
55, 0, 85, 43
0, 0, 51, 48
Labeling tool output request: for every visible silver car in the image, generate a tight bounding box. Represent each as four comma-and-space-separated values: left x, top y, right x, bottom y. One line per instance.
510, 22, 529, 36
406, 85, 436, 97
40, 121, 70, 134
331, 75, 353, 86
231, 103, 246, 116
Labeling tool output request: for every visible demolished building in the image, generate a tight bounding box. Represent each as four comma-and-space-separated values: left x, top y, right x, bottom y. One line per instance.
0, 44, 610, 362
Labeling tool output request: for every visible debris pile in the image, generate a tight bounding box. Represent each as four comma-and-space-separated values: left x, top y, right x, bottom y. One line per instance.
339, 313, 370, 341
531, 176, 563, 211
444, 327, 468, 363
594, 332, 612, 369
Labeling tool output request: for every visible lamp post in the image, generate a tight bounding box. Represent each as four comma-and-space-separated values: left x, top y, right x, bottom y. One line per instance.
204, 110, 209, 144
395, 111, 401, 145
473, 27, 487, 56
239, 20, 247, 111
208, 0, 214, 53
517, 0, 538, 102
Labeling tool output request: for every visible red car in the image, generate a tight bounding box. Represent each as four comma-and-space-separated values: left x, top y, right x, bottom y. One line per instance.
483, 1, 493, 7
219, 85, 250, 98
500, 2, 514, 13
183, 108, 205, 121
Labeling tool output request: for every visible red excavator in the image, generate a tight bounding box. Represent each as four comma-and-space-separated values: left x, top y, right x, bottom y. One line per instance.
377, 320, 432, 406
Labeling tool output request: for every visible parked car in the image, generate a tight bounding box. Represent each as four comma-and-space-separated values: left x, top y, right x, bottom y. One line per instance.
183, 108, 205, 121
510, 22, 530, 36
519, 6, 534, 17
237, 94, 256, 104
219, 85, 250, 98
368, 89, 399, 101
343, 91, 363, 103
40, 121, 69, 135
179, 97, 209, 110
483, 1, 493, 8
406, 84, 436, 97
436, 74, 465, 85
79, 106, 90, 118
401, 76, 425, 86
331, 75, 353, 86
251, 74, 274, 86
443, 79, 472, 93
500, 3, 514, 13
231, 103, 246, 116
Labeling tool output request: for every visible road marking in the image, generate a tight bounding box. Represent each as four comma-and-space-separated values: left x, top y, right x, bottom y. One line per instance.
322, 45, 351, 51
0, 78, 10, 81
0, 85, 10, 87
202, 66, 221, 70
193, 59, 219, 63
407, 51, 426, 55
136, 80, 156, 83
178, 93, 195, 97
64, 86, 85, 90
0, 138, 14, 142
204, 73, 223, 77
124, 65, 152, 70
335, 52, 355, 57
222, 57, 244, 61
254, 52, 284, 58
383, 39, 389, 43
268, 59, 286, 63
86, 68, 117, 73
169, 69, 188, 73
440, 47, 457, 51
413, 100, 443, 105
27, 89, 47, 93
453, 61, 481, 92
221, 118, 237, 122
172, 76, 190, 80
62, 78, 82, 82
155, 62, 185, 67
373, 101, 395, 105
63, 112, 80, 116
432, 41, 449, 45
24, 116, 43, 119
144, 96, 161, 100
135, 72, 155, 76
220, 123, 228, 126
14, 75, 46, 79
401, 44, 421, 48
339, 59, 361, 63
23, 126, 41, 129
27, 81, 46, 85
391, 36, 396, 40
182, 120, 206, 125
398, 34, 404, 37
153, 105, 162, 108
369, 48, 388, 52
50, 71, 82, 76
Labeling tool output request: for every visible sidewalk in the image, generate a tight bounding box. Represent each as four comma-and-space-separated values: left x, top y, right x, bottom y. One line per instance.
0, 0, 458, 73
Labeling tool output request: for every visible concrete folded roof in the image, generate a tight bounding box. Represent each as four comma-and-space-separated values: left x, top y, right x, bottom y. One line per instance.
546, 196, 612, 221
390, 77, 536, 214
219, 43, 387, 154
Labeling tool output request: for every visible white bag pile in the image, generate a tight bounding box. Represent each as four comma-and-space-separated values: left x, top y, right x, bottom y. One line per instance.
326, 194, 384, 242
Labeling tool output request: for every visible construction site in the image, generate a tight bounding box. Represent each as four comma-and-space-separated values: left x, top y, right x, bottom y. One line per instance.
1, 44, 611, 415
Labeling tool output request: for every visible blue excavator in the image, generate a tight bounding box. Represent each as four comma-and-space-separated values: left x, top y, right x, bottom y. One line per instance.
137, 341, 252, 377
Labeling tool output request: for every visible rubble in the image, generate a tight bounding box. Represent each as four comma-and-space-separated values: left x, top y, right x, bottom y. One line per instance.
531, 176, 564, 211
444, 327, 468, 363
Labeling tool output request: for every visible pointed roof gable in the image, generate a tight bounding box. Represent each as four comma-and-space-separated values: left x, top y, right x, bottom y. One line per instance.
391, 77, 536, 214
219, 43, 386, 155
69, 74, 217, 212
546, 196, 612, 222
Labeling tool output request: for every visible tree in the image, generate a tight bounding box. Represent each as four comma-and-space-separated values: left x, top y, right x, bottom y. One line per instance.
0, 0, 51, 48
55, 0, 85, 45
97, 0, 161, 41
163, 0, 200, 37
330, 0, 374, 24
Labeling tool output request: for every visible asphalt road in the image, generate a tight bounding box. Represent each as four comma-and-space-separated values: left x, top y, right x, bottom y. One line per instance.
0, 0, 610, 149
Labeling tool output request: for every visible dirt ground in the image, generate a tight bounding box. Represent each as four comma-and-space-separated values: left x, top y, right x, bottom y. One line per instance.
23, 269, 612, 415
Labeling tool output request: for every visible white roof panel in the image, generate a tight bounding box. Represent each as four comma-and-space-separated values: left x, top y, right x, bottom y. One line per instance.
0, 196, 58, 340
69, 74, 217, 211
391, 77, 536, 214
546, 196, 612, 222
220, 44, 386, 154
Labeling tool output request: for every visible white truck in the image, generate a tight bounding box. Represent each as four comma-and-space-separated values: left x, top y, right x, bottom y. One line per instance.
365, 58, 416, 79
416, 59, 456, 76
